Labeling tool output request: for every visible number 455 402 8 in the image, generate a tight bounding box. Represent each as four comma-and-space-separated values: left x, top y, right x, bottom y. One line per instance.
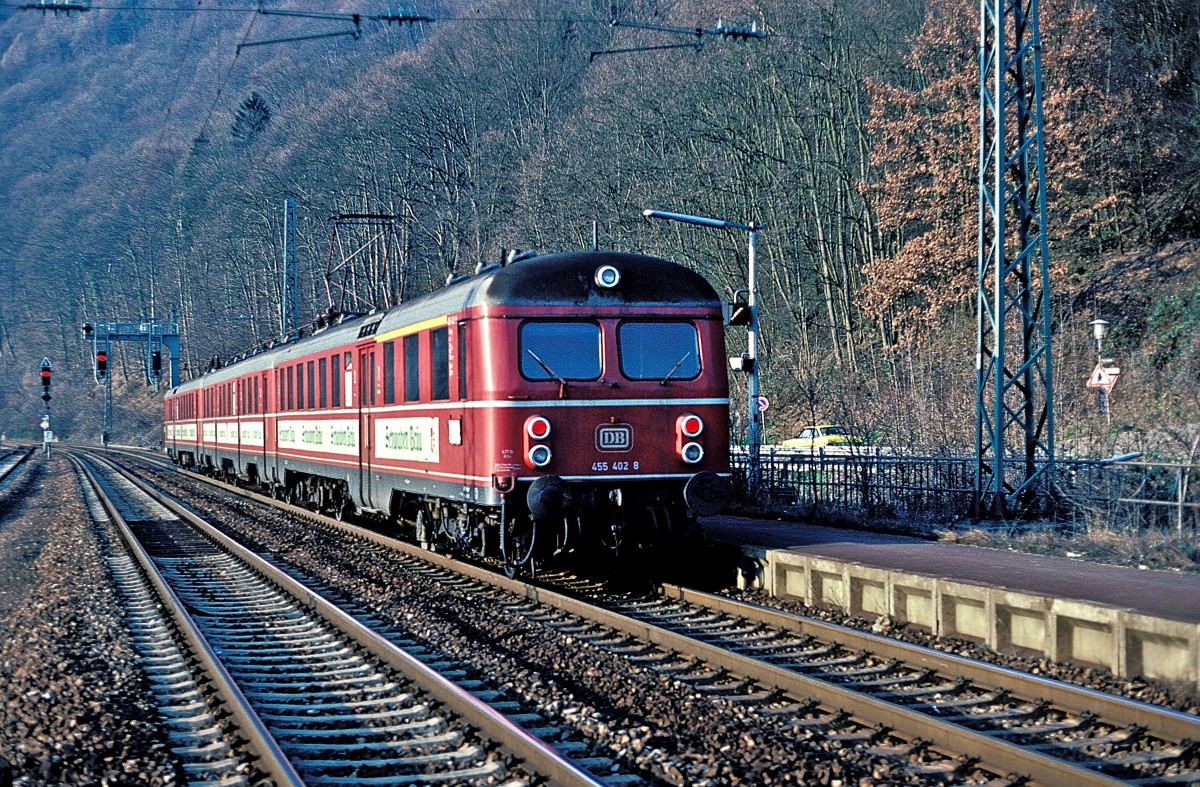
592, 461, 639, 472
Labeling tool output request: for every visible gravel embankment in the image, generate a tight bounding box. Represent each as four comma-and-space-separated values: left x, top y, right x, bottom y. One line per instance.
0, 454, 178, 786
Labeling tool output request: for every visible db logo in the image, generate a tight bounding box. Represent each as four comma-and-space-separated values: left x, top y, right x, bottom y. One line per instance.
595, 424, 633, 452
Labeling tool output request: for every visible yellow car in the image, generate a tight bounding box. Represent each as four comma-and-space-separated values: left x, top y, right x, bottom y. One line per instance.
782, 424, 858, 450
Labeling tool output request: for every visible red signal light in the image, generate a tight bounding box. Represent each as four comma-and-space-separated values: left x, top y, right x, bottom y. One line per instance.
40, 360, 52, 402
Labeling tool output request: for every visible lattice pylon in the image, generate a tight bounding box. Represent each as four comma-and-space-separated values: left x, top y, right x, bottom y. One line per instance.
974, 0, 1055, 518
323, 213, 407, 315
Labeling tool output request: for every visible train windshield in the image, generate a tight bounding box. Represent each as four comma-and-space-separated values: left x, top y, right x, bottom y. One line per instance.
519, 321, 602, 380
618, 321, 700, 381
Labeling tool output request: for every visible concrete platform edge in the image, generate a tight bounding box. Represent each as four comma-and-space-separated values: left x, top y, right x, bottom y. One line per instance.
735, 547, 1200, 687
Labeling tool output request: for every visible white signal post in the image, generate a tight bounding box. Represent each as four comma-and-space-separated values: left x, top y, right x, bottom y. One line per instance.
643, 208, 764, 495
39, 357, 52, 456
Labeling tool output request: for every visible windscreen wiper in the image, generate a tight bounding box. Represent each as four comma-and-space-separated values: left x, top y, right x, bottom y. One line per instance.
526, 349, 569, 388
660, 351, 693, 385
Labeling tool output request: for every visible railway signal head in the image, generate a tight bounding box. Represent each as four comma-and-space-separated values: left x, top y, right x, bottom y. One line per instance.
724, 289, 752, 326
40, 357, 52, 402
151, 350, 162, 376
723, 301, 751, 326
96, 349, 108, 379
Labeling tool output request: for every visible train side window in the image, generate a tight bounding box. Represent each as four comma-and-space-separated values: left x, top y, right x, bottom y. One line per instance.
331, 354, 341, 407
319, 357, 328, 408
383, 340, 396, 405
518, 321, 602, 381
431, 328, 449, 400
404, 334, 420, 401
618, 321, 701, 381
297, 364, 305, 410
307, 361, 315, 409
287, 366, 295, 411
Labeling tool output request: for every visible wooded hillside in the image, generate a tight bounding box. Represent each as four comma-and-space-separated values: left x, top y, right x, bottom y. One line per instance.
1, 0, 1197, 458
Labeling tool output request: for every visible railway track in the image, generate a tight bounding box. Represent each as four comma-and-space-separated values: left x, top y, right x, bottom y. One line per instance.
387, 563, 1200, 786
94, 447, 1200, 785
588, 587, 1200, 785
0, 445, 34, 491
72, 450, 610, 786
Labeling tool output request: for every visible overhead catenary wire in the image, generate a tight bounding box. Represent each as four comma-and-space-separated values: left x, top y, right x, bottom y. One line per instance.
6, 2, 854, 49
152, 0, 204, 150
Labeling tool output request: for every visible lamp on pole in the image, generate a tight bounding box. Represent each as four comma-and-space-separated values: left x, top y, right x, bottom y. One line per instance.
642, 208, 764, 493
1088, 318, 1109, 355
1087, 318, 1116, 423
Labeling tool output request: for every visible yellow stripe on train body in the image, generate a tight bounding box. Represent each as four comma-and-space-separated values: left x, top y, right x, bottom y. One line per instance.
374, 316, 448, 343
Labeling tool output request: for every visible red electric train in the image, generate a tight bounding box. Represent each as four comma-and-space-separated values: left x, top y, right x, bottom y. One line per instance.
164, 250, 732, 574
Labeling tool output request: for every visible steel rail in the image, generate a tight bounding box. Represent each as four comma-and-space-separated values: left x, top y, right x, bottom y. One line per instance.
660, 583, 1200, 745
70, 452, 306, 787
85, 450, 608, 787
142, 468, 1099, 784
107, 449, 1195, 786
0, 446, 34, 486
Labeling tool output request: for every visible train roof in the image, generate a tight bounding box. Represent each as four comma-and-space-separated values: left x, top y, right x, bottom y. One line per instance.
168, 250, 720, 396
478, 249, 720, 306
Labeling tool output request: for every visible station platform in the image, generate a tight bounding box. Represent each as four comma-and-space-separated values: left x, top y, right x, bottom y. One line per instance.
700, 515, 1200, 686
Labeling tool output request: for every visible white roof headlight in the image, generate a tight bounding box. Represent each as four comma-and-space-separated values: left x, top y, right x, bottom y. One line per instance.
594, 265, 621, 289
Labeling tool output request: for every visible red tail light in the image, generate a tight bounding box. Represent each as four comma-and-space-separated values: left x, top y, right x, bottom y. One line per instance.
676, 414, 706, 464
523, 415, 552, 469
678, 414, 703, 438
526, 416, 552, 440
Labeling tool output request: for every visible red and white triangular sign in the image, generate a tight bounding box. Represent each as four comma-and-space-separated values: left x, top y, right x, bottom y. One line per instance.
1086, 363, 1112, 389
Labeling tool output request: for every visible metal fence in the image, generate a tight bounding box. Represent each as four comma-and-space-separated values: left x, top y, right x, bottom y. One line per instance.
731, 448, 1200, 532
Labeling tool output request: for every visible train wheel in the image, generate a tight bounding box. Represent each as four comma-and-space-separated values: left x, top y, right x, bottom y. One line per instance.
332, 491, 353, 521
415, 510, 431, 550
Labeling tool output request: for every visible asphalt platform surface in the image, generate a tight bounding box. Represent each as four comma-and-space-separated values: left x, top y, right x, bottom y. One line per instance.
700, 515, 1200, 625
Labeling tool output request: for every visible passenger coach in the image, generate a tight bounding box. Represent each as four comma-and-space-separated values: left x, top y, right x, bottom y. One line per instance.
164, 250, 732, 573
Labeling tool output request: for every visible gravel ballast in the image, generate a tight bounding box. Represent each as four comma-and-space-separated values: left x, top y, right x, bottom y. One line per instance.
0, 455, 178, 786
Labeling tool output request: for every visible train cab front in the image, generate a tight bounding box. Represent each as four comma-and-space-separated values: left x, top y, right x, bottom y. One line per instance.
479, 253, 733, 573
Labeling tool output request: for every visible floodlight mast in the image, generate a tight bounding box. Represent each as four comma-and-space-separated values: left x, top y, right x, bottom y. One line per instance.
642, 210, 754, 233
642, 208, 763, 496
